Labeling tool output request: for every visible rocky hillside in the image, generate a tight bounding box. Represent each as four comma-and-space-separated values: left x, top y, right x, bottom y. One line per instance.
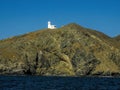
114, 35, 120, 43
0, 23, 120, 76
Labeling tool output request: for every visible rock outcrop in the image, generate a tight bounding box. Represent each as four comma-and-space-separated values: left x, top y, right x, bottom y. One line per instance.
0, 23, 120, 76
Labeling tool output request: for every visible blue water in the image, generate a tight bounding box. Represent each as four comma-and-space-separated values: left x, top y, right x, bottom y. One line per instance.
0, 76, 120, 90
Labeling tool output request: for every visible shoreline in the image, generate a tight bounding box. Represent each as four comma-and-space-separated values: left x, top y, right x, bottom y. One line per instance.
0, 75, 120, 78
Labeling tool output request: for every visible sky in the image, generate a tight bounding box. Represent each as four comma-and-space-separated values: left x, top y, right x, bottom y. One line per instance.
0, 0, 120, 39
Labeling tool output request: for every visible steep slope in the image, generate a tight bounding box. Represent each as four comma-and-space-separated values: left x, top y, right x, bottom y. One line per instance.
0, 23, 120, 76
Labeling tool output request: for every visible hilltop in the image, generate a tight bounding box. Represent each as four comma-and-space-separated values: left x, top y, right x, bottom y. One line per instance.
0, 23, 120, 76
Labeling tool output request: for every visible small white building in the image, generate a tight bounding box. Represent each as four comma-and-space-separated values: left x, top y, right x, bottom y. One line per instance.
48, 21, 56, 29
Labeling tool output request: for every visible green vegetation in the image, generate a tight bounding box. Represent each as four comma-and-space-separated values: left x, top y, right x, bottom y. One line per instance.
0, 23, 120, 76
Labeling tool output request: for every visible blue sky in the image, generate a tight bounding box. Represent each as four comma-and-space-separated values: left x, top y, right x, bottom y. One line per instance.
0, 0, 120, 39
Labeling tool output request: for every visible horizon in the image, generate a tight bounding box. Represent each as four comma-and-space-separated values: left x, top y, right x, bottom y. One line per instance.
0, 0, 120, 39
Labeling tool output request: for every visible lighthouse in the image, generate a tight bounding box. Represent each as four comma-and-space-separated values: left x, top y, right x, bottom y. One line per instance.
48, 21, 56, 29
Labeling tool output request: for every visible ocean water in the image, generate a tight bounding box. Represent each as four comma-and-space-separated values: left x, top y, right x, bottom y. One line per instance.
0, 76, 120, 90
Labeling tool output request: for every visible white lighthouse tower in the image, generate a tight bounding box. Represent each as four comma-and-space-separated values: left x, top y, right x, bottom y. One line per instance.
48, 21, 56, 29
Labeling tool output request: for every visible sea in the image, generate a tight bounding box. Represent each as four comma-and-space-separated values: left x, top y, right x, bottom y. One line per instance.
0, 76, 120, 90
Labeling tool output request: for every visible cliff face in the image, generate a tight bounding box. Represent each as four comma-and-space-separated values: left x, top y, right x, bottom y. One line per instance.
0, 23, 120, 76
